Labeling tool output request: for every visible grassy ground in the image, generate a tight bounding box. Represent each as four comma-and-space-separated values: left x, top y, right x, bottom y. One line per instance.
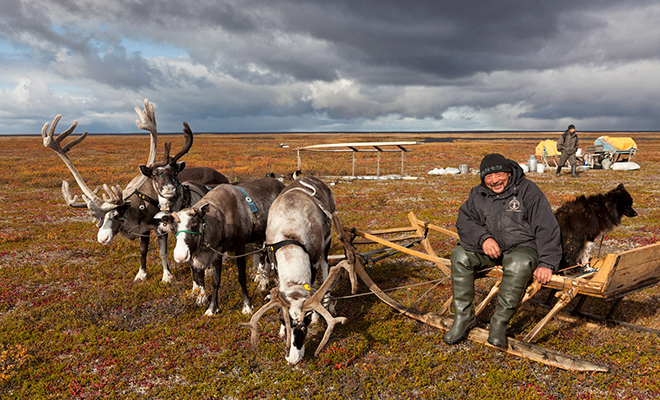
2, 131, 660, 399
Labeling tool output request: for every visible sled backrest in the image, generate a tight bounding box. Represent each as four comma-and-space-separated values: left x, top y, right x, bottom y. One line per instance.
592, 242, 660, 299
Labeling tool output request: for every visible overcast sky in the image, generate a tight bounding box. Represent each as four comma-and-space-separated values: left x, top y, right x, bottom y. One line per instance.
2, 0, 660, 134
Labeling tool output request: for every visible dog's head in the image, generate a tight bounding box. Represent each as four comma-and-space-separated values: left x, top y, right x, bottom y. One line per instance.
611, 183, 638, 219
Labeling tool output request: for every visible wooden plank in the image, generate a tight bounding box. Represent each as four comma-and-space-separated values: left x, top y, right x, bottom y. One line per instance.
351, 228, 451, 266
361, 227, 418, 235
293, 141, 423, 151
602, 242, 660, 297
352, 234, 423, 245
411, 216, 460, 240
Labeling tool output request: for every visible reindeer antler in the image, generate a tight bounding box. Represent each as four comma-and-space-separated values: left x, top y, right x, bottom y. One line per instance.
301, 261, 351, 356
122, 98, 159, 200
171, 122, 193, 163
239, 287, 292, 351
42, 115, 119, 221
149, 122, 193, 169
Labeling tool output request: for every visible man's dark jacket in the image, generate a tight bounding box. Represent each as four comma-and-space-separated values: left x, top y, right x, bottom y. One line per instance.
456, 160, 562, 272
557, 130, 579, 155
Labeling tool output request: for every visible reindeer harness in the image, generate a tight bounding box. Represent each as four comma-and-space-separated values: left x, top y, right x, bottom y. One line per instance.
264, 178, 332, 269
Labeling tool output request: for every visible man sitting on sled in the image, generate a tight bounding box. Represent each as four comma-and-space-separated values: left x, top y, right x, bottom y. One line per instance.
444, 153, 562, 348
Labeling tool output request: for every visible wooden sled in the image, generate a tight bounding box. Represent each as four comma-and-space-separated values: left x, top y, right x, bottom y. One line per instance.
333, 212, 660, 372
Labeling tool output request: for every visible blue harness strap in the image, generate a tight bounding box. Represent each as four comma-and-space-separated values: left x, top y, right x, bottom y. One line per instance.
236, 186, 259, 213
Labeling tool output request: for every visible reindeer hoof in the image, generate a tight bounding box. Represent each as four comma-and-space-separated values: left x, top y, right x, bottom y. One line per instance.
134, 270, 147, 281
195, 293, 207, 307
242, 303, 253, 315
161, 271, 173, 284
255, 277, 269, 292
204, 307, 218, 316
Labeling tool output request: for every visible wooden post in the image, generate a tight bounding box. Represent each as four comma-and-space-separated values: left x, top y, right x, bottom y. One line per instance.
297, 149, 301, 170
352, 150, 356, 176
401, 150, 405, 175
377, 151, 381, 176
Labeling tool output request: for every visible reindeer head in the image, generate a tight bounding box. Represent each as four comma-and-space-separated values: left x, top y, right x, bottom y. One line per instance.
282, 286, 315, 364
171, 203, 211, 263
44, 99, 160, 243
139, 122, 193, 210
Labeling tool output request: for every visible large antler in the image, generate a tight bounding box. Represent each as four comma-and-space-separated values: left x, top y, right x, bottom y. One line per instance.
150, 122, 193, 169
240, 259, 353, 357
332, 213, 359, 294
239, 288, 293, 351
42, 115, 122, 221
301, 261, 350, 356
121, 98, 159, 199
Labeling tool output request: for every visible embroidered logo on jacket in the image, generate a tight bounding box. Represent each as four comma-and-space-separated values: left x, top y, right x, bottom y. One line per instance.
507, 197, 521, 212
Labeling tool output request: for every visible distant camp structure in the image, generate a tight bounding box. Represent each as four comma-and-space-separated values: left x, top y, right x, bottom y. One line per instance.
293, 141, 423, 179
536, 136, 638, 168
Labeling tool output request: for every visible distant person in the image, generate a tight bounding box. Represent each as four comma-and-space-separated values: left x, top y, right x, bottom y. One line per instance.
556, 124, 579, 178
443, 154, 561, 348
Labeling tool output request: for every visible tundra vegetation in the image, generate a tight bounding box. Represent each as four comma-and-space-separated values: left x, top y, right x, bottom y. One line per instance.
2, 131, 660, 399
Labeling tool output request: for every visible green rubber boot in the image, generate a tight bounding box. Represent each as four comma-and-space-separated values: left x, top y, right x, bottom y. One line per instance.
444, 247, 478, 344
571, 164, 579, 178
487, 248, 536, 348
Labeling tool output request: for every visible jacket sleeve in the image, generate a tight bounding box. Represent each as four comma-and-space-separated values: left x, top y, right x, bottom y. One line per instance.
525, 183, 562, 272
456, 188, 492, 254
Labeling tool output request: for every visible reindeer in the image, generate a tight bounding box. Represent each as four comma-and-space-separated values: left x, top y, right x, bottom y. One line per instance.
240, 177, 349, 364
138, 122, 228, 212
160, 177, 285, 315
43, 99, 226, 283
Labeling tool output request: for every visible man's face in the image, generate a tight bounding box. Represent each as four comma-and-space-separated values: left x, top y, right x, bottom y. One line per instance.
484, 172, 511, 194
569, 128, 576, 133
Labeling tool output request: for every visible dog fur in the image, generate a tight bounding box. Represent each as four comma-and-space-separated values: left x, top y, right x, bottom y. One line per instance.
554, 183, 637, 274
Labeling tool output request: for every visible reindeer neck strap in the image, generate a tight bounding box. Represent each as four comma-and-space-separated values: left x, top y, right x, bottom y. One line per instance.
265, 239, 309, 268
135, 190, 159, 207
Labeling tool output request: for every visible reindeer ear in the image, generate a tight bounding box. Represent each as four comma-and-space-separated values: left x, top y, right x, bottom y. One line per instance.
176, 161, 186, 173
616, 183, 625, 190
198, 203, 211, 217
139, 164, 152, 177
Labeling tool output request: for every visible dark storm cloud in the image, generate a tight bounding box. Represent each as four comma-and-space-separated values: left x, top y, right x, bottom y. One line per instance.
1, 0, 660, 133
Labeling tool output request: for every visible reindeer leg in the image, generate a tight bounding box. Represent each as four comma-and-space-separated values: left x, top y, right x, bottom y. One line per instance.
191, 264, 207, 306
158, 232, 172, 283
204, 255, 222, 316
134, 235, 150, 281
237, 247, 253, 315
254, 251, 270, 291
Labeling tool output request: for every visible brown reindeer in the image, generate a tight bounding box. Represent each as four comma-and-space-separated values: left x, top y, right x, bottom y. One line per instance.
161, 177, 285, 315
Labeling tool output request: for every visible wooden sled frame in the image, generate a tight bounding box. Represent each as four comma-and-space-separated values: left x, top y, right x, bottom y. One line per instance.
332, 211, 660, 372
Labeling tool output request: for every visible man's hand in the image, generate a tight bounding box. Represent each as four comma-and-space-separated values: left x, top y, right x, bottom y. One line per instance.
482, 238, 501, 259
534, 267, 553, 284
